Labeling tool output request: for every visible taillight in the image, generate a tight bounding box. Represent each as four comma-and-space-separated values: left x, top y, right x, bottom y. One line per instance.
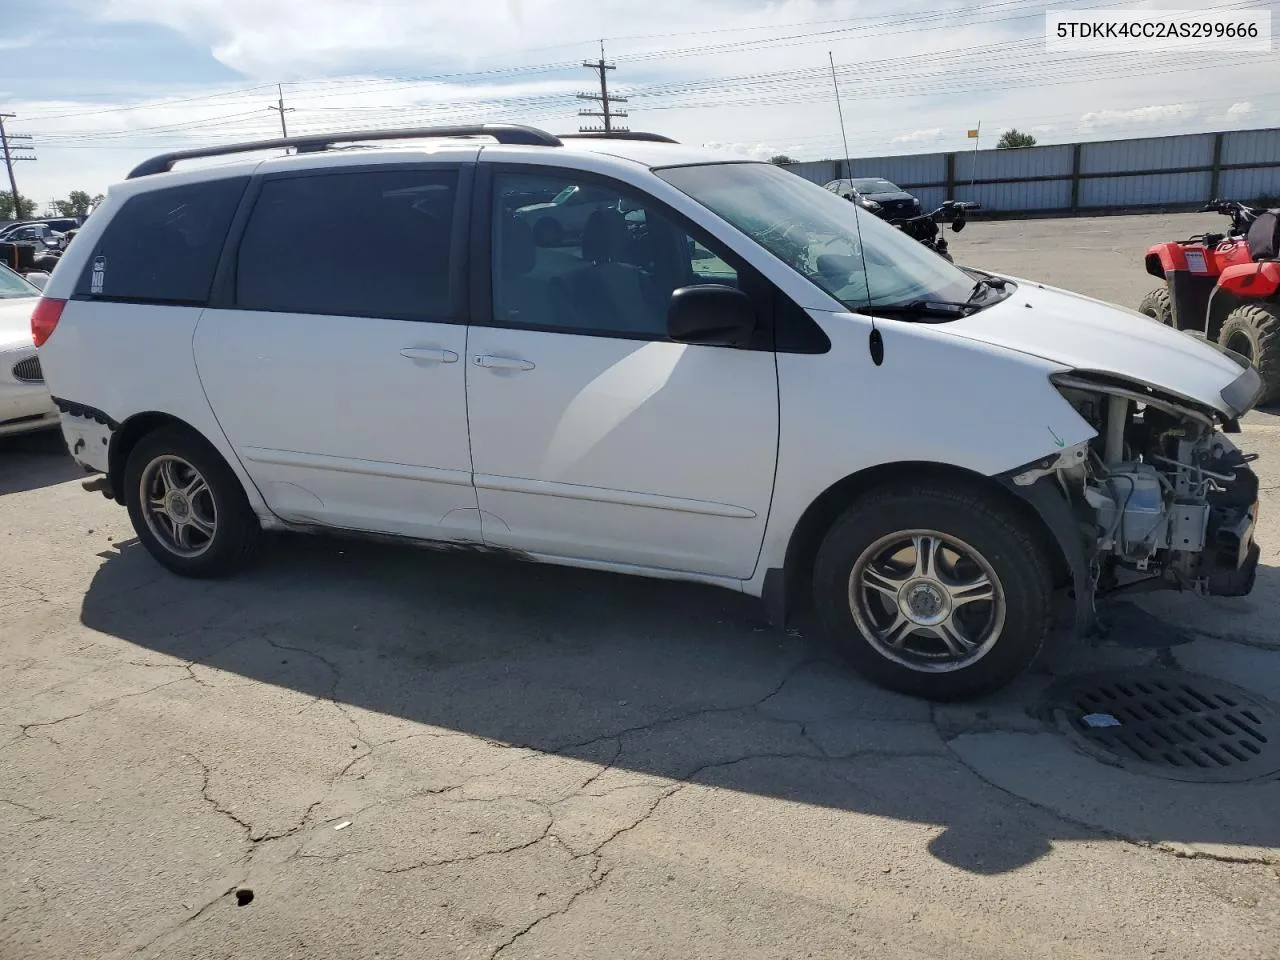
31, 297, 66, 348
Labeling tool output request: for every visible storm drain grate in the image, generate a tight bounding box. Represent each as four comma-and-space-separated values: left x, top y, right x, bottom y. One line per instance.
1047, 669, 1280, 783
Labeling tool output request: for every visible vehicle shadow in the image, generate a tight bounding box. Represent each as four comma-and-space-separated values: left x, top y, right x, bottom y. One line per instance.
0, 429, 81, 494
78, 534, 1279, 875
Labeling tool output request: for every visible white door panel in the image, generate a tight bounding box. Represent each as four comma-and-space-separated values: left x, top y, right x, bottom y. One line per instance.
195, 309, 478, 540
466, 329, 778, 577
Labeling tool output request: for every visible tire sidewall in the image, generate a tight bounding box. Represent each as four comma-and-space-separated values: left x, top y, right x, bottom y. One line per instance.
813, 489, 1051, 700
1219, 302, 1280, 403
123, 428, 257, 577
1138, 287, 1173, 326
1219, 311, 1262, 360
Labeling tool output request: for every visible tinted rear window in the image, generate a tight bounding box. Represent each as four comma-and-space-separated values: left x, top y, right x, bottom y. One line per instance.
235, 169, 459, 320
75, 177, 248, 303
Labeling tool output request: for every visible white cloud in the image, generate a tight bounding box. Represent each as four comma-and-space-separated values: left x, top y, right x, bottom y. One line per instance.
1224, 101, 1257, 121
1078, 103, 1198, 133
88, 0, 827, 78
0, 31, 43, 51
890, 127, 943, 145
703, 141, 802, 161
9, 0, 1275, 202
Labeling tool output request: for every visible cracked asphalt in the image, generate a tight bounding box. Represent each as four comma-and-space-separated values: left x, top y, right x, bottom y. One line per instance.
4, 213, 1280, 959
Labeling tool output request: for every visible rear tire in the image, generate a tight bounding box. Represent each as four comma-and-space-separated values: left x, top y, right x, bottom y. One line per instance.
1219, 302, 1280, 405
812, 482, 1054, 701
1138, 286, 1173, 326
124, 427, 261, 578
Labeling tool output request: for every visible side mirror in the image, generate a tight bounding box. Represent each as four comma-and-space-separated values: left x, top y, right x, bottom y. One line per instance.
24, 271, 50, 291
667, 284, 754, 346
952, 214, 966, 233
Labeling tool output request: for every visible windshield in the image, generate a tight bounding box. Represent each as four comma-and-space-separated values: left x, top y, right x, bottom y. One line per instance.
0, 264, 38, 299
852, 178, 899, 193
658, 163, 974, 311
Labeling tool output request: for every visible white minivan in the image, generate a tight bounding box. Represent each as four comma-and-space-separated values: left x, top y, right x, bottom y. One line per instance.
33, 125, 1263, 699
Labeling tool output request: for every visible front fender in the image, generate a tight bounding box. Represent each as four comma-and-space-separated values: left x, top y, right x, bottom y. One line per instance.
749, 310, 1096, 598
1146, 242, 1188, 277
1218, 261, 1280, 300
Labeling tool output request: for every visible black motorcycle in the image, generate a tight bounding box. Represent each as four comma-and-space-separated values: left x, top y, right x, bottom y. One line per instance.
889, 200, 979, 262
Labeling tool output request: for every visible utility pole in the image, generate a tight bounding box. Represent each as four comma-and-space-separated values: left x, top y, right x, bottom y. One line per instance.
578, 42, 628, 134
267, 83, 295, 138
828, 52, 852, 181
968, 121, 981, 192
0, 114, 36, 218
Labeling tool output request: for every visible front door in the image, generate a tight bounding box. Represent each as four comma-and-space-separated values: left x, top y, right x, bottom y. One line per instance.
196, 162, 480, 542
464, 168, 779, 579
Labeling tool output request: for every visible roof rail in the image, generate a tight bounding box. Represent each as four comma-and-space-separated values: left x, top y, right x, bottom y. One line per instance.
126, 124, 564, 179
558, 132, 679, 144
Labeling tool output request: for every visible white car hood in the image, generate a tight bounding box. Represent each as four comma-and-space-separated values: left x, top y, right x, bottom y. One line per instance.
0, 297, 37, 352
937, 279, 1255, 417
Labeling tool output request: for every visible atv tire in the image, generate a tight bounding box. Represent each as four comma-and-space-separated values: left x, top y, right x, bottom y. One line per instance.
1138, 286, 1173, 326
1219, 302, 1280, 405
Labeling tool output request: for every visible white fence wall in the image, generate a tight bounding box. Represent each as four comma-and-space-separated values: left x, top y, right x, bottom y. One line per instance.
785, 127, 1280, 214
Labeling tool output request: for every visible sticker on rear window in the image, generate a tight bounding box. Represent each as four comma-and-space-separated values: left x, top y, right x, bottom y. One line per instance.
90, 256, 105, 294
1184, 250, 1207, 273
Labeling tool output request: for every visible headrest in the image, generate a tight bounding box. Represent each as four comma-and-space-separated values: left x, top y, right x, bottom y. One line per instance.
1247, 209, 1279, 262
502, 216, 537, 277
581, 208, 627, 265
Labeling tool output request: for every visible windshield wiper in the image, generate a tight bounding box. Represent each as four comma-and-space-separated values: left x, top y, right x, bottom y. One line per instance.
967, 275, 1008, 303
861, 299, 974, 318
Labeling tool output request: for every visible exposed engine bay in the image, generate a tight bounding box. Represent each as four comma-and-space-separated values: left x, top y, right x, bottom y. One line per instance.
1016, 373, 1260, 605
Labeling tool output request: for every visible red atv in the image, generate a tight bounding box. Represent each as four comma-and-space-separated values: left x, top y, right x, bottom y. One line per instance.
1140, 199, 1280, 403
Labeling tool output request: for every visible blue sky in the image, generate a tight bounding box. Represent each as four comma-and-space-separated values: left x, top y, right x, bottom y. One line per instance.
2, 0, 1277, 207
1, 2, 241, 96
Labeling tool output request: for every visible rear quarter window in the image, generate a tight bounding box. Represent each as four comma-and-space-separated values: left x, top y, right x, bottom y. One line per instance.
74, 177, 248, 304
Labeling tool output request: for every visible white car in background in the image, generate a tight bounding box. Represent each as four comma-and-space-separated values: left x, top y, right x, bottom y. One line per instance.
516, 182, 623, 247
0, 264, 57, 438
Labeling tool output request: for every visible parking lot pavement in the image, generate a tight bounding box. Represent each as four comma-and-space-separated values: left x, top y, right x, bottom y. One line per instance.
3, 215, 1280, 960
956, 210, 1224, 309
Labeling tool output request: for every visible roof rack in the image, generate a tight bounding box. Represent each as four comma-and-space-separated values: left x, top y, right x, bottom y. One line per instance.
126, 124, 564, 179
558, 132, 679, 143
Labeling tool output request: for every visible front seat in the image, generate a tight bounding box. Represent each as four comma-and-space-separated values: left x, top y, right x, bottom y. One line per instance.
571, 208, 665, 334
495, 215, 555, 326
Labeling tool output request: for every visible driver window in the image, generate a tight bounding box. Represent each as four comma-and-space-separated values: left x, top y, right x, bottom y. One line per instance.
492, 172, 739, 338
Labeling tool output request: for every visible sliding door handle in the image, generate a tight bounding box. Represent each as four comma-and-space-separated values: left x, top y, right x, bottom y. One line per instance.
473, 355, 536, 371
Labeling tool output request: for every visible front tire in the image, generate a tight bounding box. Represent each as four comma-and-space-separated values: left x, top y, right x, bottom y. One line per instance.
812, 483, 1054, 701
124, 427, 261, 577
1138, 286, 1173, 326
1218, 302, 1280, 405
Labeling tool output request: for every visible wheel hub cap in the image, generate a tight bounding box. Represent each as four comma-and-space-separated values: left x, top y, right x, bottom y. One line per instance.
900, 578, 951, 626
166, 492, 191, 522
848, 530, 1008, 674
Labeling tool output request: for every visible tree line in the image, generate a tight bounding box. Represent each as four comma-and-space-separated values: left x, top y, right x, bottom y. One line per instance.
767, 129, 1038, 168
0, 190, 105, 221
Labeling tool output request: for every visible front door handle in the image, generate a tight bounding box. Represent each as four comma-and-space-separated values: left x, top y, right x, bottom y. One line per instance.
474, 355, 536, 371
400, 347, 459, 363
